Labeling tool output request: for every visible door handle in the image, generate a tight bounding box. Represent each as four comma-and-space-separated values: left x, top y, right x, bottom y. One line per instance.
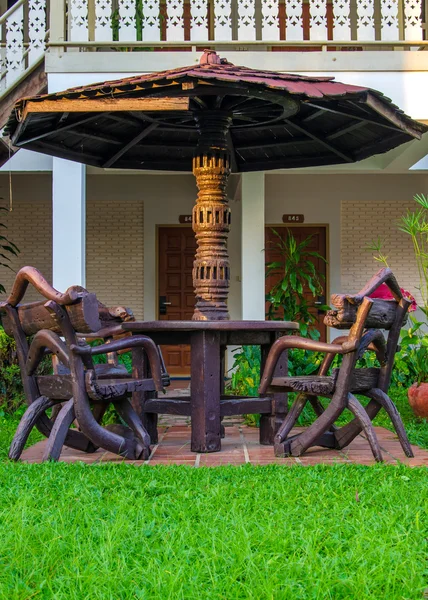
159, 296, 171, 315
315, 295, 326, 314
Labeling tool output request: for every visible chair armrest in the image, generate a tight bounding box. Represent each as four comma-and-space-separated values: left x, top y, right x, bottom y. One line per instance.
258, 335, 358, 394
76, 325, 126, 339
70, 335, 164, 392
26, 329, 70, 376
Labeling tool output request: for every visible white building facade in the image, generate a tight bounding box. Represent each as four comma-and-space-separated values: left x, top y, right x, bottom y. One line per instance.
0, 0, 428, 362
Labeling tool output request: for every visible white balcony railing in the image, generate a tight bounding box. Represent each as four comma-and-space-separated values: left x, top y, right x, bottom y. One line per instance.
62, 0, 426, 44
1, 0, 427, 93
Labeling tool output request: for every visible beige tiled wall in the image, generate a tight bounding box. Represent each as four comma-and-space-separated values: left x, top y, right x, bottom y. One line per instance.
0, 174, 52, 302
341, 199, 419, 301
0, 175, 144, 317
86, 198, 144, 319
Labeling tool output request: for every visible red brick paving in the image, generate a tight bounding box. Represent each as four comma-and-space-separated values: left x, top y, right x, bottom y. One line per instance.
21, 418, 428, 466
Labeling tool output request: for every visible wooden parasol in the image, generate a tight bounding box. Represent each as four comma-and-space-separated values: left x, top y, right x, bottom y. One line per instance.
6, 50, 427, 320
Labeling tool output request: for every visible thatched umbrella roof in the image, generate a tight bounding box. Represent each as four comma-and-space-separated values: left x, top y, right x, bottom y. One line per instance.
6, 50, 426, 173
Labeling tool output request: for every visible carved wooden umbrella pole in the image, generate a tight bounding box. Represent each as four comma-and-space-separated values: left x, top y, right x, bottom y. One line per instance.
193, 113, 232, 320
6, 50, 427, 320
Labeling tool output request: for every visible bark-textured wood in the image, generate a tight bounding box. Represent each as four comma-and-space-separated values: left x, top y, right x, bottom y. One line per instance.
347, 393, 383, 462
1, 294, 101, 336
259, 338, 288, 445
114, 399, 151, 458
26, 330, 70, 375
262, 268, 413, 462
190, 330, 222, 452
124, 320, 297, 452
42, 399, 77, 462
3, 266, 165, 462
9, 396, 56, 461
324, 298, 404, 330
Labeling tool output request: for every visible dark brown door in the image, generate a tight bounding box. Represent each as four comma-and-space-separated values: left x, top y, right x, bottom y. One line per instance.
158, 226, 196, 375
265, 226, 327, 341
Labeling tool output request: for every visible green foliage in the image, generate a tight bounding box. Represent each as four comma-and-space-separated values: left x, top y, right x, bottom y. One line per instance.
0, 328, 23, 416
368, 194, 428, 385
395, 317, 428, 385
227, 345, 260, 397
0, 326, 52, 416
399, 193, 428, 311
265, 228, 327, 339
0, 206, 19, 294
229, 229, 328, 420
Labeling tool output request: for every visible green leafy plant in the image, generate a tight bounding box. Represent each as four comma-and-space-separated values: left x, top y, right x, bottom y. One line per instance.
265, 228, 327, 340
228, 229, 328, 424
0, 326, 52, 416
0, 207, 19, 294
367, 194, 428, 387
399, 193, 428, 315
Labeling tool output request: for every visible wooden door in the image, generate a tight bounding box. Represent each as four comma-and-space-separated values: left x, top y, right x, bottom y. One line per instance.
158, 226, 196, 375
265, 226, 327, 341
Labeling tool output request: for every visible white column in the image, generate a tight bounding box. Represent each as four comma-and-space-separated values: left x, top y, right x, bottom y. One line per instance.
241, 172, 265, 320
52, 157, 86, 290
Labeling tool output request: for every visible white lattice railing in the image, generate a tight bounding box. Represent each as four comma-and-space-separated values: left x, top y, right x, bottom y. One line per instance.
0, 0, 48, 93
59, 0, 426, 45
0, 0, 427, 96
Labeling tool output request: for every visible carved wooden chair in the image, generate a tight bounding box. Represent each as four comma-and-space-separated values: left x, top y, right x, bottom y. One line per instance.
258, 268, 414, 462
0, 266, 165, 461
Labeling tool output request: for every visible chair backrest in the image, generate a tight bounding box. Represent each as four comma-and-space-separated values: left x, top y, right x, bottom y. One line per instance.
324, 268, 411, 392
0, 267, 135, 383
0, 266, 135, 338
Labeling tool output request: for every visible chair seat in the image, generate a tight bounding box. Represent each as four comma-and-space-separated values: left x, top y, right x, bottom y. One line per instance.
86, 376, 158, 401
269, 375, 336, 395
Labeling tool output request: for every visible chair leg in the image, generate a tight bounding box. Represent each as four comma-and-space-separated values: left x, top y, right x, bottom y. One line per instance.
287, 392, 346, 457
276, 393, 308, 441
368, 389, 414, 458
114, 399, 151, 460
9, 396, 56, 461
347, 393, 383, 462
42, 398, 76, 462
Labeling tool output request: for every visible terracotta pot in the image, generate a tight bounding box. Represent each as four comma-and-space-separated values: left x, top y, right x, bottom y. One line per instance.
408, 382, 428, 418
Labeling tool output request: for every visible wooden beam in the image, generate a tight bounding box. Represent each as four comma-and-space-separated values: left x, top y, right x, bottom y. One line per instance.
70, 127, 123, 145
21, 97, 190, 119
15, 114, 102, 146
31, 141, 104, 165
326, 121, 365, 140
102, 122, 159, 168
305, 102, 403, 133
284, 119, 354, 163
236, 137, 308, 151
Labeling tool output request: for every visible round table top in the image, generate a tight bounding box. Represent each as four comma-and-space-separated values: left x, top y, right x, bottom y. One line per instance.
122, 320, 299, 332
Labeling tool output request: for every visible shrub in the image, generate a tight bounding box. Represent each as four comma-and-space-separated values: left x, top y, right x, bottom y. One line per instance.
0, 327, 24, 415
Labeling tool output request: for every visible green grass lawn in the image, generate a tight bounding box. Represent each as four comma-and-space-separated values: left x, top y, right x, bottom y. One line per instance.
0, 462, 427, 600
0, 389, 427, 599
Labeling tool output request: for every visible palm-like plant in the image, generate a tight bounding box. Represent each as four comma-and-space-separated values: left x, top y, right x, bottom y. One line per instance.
399, 193, 428, 316
0, 207, 19, 294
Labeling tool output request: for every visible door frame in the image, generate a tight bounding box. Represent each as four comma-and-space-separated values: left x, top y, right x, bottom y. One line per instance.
155, 223, 193, 320
265, 223, 330, 337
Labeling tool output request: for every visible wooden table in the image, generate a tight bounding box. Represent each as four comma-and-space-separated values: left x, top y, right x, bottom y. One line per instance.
123, 320, 299, 453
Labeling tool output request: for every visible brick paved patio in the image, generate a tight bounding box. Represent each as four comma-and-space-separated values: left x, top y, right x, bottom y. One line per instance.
21, 416, 428, 466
